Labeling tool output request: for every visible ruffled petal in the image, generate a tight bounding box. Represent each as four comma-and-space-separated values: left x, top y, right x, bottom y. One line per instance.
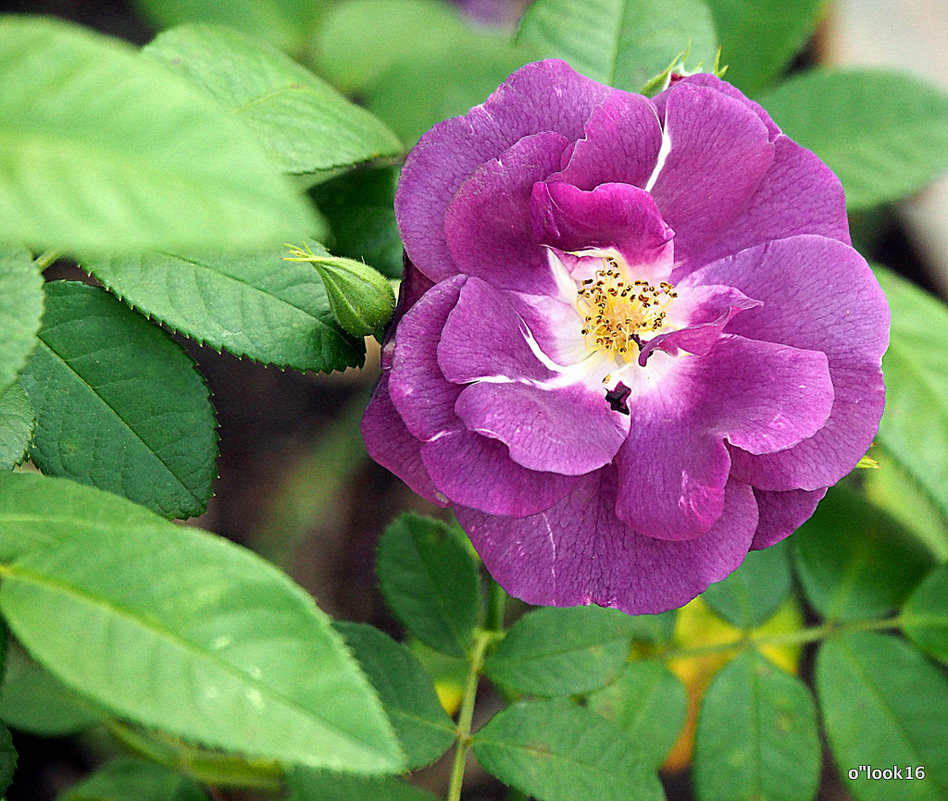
361, 374, 447, 507
614, 332, 833, 539
649, 83, 774, 266
530, 182, 674, 273
421, 429, 576, 516
396, 60, 613, 282
652, 72, 781, 138
680, 137, 850, 272
444, 132, 569, 294
552, 90, 664, 189
614, 385, 732, 541
388, 276, 467, 440
456, 470, 758, 614
750, 487, 827, 549
454, 380, 630, 475
638, 285, 761, 364
690, 236, 889, 490
437, 277, 557, 384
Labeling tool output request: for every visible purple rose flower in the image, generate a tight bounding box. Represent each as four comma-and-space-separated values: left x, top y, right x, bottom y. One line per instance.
362, 60, 889, 614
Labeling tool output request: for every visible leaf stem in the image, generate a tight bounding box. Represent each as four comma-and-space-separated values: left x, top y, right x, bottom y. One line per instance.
485, 576, 507, 633
652, 613, 905, 662
447, 630, 491, 801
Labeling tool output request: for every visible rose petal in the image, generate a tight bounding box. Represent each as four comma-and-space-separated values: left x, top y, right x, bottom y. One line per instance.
614, 333, 833, 539
638, 285, 761, 364
653, 72, 781, 138
438, 277, 557, 384
750, 486, 827, 549
678, 137, 851, 272
454, 380, 630, 475
388, 276, 467, 440
689, 236, 888, 489
530, 182, 674, 274
421, 428, 575, 516
552, 90, 664, 189
444, 132, 569, 294
396, 60, 613, 282
456, 470, 758, 614
614, 386, 732, 541
361, 374, 448, 507
648, 83, 774, 266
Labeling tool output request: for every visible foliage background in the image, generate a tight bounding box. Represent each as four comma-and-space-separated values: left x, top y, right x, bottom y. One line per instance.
0, 0, 947, 800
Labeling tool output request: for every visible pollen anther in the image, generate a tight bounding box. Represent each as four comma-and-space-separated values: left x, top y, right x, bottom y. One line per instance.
576, 257, 675, 363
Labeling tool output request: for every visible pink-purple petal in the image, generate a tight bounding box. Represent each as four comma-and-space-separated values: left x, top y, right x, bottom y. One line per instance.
421, 429, 575, 517
444, 132, 569, 294
456, 470, 758, 614
680, 137, 851, 272
438, 277, 555, 385
361, 375, 448, 507
552, 90, 664, 189
454, 380, 629, 475
388, 276, 467, 441
395, 59, 613, 282
614, 388, 732, 541
530, 181, 674, 269
691, 236, 888, 490
649, 83, 774, 266
689, 334, 834, 454
750, 486, 827, 550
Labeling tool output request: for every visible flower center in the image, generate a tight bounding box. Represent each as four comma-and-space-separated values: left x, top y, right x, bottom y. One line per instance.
576, 257, 677, 363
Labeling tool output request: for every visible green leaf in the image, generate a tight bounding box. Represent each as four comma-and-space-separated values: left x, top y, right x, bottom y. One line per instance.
0, 382, 34, 471
0, 644, 101, 736
517, 0, 718, 91
703, 0, 823, 96
472, 698, 664, 801
315, 0, 474, 93
874, 267, 948, 522
702, 540, 791, 629
285, 242, 395, 339
18, 281, 217, 519
310, 167, 403, 279
85, 247, 365, 373
817, 632, 948, 801
132, 0, 324, 57
586, 661, 687, 769
793, 485, 934, 622
0, 724, 14, 798
376, 514, 480, 658
143, 24, 401, 175
59, 758, 207, 801
286, 771, 439, 801
902, 563, 948, 665
694, 650, 820, 801
333, 622, 456, 769
0, 249, 43, 397
760, 69, 948, 210
484, 606, 632, 696
0, 472, 405, 773
0, 16, 316, 255
862, 447, 948, 562
365, 35, 536, 146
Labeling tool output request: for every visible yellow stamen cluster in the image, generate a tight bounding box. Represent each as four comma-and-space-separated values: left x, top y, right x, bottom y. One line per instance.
577, 258, 677, 362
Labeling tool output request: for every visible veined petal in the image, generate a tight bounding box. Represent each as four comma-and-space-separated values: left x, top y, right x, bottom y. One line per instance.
444, 132, 569, 294
750, 487, 827, 549
649, 83, 774, 266
530, 182, 674, 278
456, 470, 758, 615
396, 60, 613, 283
552, 90, 663, 189
454, 380, 629, 475
421, 429, 575, 517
